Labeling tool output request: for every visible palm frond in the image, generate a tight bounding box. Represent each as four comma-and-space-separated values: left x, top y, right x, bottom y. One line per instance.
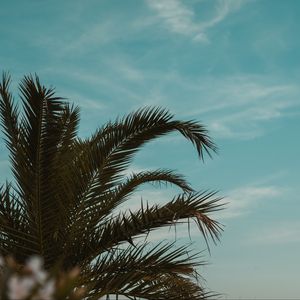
0, 74, 224, 299
68, 107, 216, 211
0, 74, 77, 266
101, 191, 223, 250
121, 273, 216, 300
68, 191, 223, 266
97, 107, 216, 187
86, 243, 209, 299
73, 169, 193, 228
0, 73, 20, 156
0, 184, 39, 261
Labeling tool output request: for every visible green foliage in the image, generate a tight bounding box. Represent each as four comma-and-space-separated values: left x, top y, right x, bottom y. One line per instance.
0, 73, 224, 299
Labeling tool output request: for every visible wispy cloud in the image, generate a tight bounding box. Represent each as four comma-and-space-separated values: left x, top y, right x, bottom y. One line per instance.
115, 60, 145, 82
45, 59, 300, 141
167, 74, 300, 140
198, 79, 299, 139
45, 67, 146, 108
63, 61, 296, 142
248, 221, 300, 245
62, 91, 106, 111
216, 185, 283, 220
146, 0, 242, 42
208, 100, 294, 140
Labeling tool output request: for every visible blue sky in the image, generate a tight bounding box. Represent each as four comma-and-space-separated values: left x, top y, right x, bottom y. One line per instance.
1, 0, 300, 298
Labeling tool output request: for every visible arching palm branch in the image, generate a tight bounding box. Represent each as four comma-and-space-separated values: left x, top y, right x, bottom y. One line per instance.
0, 73, 223, 299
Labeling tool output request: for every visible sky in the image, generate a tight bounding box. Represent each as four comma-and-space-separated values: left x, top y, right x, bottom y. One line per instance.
0, 0, 300, 298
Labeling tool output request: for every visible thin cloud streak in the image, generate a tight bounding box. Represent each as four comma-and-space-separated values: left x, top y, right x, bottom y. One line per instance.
53, 89, 107, 111
248, 221, 300, 245
216, 185, 283, 220
175, 75, 300, 140
146, 0, 243, 42
45, 64, 300, 141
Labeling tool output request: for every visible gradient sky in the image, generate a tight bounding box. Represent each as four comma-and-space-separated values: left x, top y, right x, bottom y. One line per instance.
1, 0, 300, 299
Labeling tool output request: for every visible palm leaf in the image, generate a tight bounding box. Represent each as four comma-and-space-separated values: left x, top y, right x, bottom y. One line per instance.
66, 107, 216, 214
85, 243, 210, 299
74, 191, 223, 265
0, 73, 224, 299
72, 169, 193, 229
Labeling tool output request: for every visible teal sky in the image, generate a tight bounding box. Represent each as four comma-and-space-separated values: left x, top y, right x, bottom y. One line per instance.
1, 0, 300, 298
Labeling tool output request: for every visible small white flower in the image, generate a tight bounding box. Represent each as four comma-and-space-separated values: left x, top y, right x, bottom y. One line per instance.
8, 275, 35, 300
26, 256, 47, 283
33, 279, 55, 300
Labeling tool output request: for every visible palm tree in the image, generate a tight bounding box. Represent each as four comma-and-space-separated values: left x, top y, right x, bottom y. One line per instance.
0, 73, 223, 299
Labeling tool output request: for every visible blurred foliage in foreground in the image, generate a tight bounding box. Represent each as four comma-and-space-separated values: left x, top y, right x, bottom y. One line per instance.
0, 256, 86, 300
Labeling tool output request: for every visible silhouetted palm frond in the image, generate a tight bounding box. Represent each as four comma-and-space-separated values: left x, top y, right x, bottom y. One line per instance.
0, 73, 224, 299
